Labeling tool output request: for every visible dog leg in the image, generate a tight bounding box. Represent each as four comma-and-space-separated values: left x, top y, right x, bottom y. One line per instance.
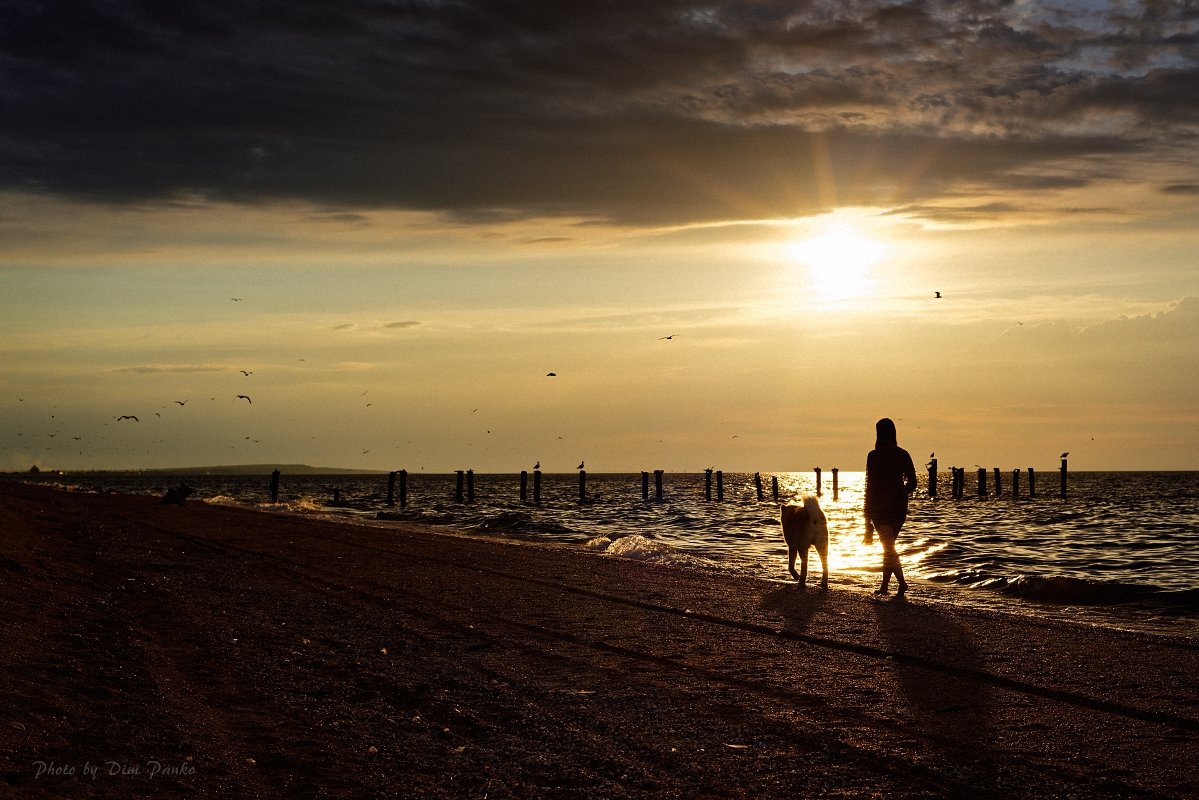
788, 547, 800, 583
817, 545, 829, 590
798, 549, 810, 590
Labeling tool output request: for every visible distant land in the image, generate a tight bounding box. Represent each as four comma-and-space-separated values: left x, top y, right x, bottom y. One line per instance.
85, 464, 384, 476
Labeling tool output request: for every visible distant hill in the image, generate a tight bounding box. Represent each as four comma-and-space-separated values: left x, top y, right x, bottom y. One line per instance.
140, 464, 384, 476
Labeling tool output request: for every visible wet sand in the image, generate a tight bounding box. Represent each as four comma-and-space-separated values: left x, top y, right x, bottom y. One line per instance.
1, 480, 1197, 799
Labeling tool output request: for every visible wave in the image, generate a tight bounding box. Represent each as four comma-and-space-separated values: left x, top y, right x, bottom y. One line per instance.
586, 533, 711, 569
927, 569, 1199, 610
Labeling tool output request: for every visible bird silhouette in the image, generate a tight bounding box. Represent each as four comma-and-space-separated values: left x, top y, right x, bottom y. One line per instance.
174, 400, 188, 406
240, 370, 253, 376
930, 452, 935, 458
237, 395, 252, 404
934, 291, 942, 298
1060, 452, 1069, 458
658, 334, 676, 340
117, 415, 138, 422
546, 372, 557, 377
231, 297, 242, 301
577, 461, 585, 470
534, 461, 540, 470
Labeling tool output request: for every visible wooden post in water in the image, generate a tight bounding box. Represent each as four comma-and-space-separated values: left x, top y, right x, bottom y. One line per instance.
977, 467, 987, 497
754, 472, 764, 501
269, 469, 280, 503
704, 469, 713, 501
520, 470, 528, 503
1060, 457, 1068, 499
1012, 469, 1020, 500
533, 469, 542, 505
927, 459, 938, 499
1028, 467, 1036, 499
399, 469, 407, 509
578, 469, 587, 503
716, 470, 724, 502
466, 469, 475, 502
814, 467, 822, 496
386, 471, 397, 506
642, 471, 650, 500
772, 475, 780, 502
455, 470, 464, 502
332, 488, 341, 506
993, 467, 1002, 497
654, 469, 664, 501
831, 468, 839, 501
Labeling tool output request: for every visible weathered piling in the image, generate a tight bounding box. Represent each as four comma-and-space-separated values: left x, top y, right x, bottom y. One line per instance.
398, 469, 408, 508
951, 467, 963, 499
1012, 468, 1021, 500
1060, 457, 1068, 499
1028, 467, 1036, 499
927, 458, 938, 498
386, 471, 397, 506
269, 469, 280, 503
814, 467, 822, 496
754, 472, 764, 501
455, 470, 464, 502
772, 475, 780, 502
654, 469, 664, 501
520, 470, 528, 503
993, 467, 1002, 497
642, 471, 650, 500
467, 469, 475, 502
716, 470, 724, 501
332, 488, 341, 506
704, 469, 713, 501
977, 467, 987, 497
578, 469, 587, 503
831, 468, 839, 501
533, 469, 542, 505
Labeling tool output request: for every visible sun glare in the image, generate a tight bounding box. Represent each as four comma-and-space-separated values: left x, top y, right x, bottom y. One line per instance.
785, 218, 886, 303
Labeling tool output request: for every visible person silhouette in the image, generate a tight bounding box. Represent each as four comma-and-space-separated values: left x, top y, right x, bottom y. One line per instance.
863, 418, 918, 597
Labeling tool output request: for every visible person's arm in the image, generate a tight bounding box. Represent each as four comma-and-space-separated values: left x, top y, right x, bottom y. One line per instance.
903, 450, 918, 496
863, 452, 875, 542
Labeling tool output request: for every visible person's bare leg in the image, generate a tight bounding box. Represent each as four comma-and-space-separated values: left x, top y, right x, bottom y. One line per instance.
876, 524, 898, 594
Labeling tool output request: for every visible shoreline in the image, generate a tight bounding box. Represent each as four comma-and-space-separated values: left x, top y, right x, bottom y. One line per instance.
2, 481, 1197, 798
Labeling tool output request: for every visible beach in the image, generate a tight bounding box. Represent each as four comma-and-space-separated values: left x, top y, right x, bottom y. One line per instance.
1, 481, 1197, 799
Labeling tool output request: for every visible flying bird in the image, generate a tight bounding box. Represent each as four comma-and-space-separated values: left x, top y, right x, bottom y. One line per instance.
658, 334, 676, 340
117, 415, 138, 422
934, 291, 942, 298
237, 395, 252, 404
240, 370, 253, 376
231, 297, 242, 301
546, 372, 557, 377
174, 400, 188, 406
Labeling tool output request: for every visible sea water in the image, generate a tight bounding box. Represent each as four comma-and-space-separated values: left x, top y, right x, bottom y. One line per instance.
29, 470, 1199, 639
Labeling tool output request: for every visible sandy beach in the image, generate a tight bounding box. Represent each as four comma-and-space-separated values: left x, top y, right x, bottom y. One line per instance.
1, 480, 1197, 799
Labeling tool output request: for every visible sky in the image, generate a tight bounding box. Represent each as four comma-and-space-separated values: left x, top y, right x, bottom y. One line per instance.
2, 0, 1198, 474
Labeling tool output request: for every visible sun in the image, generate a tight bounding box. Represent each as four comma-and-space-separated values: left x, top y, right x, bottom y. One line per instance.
785, 218, 886, 303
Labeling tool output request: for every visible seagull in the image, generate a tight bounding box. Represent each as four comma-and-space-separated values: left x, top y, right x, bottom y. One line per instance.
577, 461, 585, 470
930, 452, 935, 458
1060, 452, 1069, 458
237, 395, 252, 404
117, 415, 138, 422
174, 400, 188, 406
240, 370, 253, 376
231, 297, 242, 301
546, 372, 557, 377
934, 291, 942, 298
658, 334, 676, 340
534, 461, 540, 470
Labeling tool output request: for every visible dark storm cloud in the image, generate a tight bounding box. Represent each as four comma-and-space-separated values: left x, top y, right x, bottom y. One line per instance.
2, 1, 1196, 225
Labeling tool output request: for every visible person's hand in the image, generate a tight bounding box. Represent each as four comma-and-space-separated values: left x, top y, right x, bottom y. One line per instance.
862, 519, 874, 545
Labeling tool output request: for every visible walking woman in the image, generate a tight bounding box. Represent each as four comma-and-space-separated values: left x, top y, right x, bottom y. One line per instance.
863, 418, 918, 597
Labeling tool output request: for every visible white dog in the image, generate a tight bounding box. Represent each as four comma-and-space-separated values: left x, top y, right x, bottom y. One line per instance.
780, 495, 829, 590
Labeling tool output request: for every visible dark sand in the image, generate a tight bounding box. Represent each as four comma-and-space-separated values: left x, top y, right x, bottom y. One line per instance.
1, 480, 1197, 799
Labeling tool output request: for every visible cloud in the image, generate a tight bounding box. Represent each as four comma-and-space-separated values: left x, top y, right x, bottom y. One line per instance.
383, 321, 420, 329
2, 1, 1197, 226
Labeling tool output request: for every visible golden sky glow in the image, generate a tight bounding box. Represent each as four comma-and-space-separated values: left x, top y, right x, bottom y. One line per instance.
2, 2, 1198, 472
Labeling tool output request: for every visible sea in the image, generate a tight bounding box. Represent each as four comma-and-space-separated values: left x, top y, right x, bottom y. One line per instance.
24, 469, 1199, 641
